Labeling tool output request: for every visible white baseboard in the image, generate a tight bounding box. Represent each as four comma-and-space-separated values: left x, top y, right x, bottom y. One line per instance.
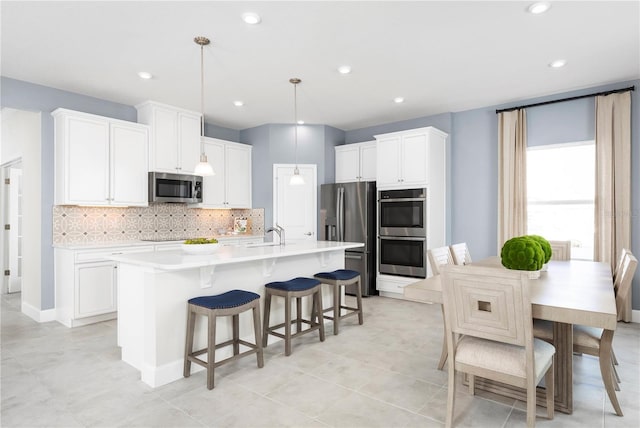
631, 309, 640, 323
21, 301, 56, 323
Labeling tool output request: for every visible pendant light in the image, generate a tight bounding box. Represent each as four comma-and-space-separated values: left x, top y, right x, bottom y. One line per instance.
289, 77, 305, 185
193, 36, 215, 176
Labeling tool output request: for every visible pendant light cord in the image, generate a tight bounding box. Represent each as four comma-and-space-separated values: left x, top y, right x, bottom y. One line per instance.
200, 42, 205, 138
293, 81, 298, 166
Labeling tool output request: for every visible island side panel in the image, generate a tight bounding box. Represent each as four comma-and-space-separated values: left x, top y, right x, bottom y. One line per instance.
117, 249, 346, 388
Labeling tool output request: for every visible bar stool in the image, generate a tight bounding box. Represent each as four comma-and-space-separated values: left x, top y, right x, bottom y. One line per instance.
183, 289, 264, 390
314, 269, 363, 335
262, 277, 325, 356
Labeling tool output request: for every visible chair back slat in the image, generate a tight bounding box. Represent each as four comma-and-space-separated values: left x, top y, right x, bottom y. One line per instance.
441, 265, 531, 347
428, 246, 454, 275
613, 248, 630, 287
450, 242, 472, 265
548, 240, 571, 261
615, 251, 637, 317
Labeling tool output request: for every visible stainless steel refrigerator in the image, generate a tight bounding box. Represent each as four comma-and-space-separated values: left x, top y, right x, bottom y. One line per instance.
320, 181, 377, 296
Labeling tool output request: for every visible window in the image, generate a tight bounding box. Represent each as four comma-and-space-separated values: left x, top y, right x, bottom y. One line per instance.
527, 141, 595, 260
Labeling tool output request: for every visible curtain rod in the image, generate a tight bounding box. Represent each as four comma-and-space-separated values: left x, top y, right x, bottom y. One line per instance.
495, 86, 635, 114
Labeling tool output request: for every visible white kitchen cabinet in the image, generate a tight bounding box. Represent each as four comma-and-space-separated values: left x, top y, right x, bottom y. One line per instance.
135, 101, 201, 174
55, 245, 153, 327
52, 109, 149, 206
375, 127, 447, 189
197, 137, 252, 208
335, 141, 376, 182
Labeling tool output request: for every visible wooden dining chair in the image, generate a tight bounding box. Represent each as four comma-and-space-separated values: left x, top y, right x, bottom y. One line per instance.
441, 265, 555, 428
533, 251, 637, 416
548, 240, 571, 261
450, 242, 472, 265
427, 246, 455, 370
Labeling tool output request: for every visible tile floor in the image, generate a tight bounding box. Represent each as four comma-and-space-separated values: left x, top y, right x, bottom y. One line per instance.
1, 292, 639, 427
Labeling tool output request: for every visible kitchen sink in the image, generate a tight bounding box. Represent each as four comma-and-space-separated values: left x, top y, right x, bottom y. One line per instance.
245, 242, 293, 248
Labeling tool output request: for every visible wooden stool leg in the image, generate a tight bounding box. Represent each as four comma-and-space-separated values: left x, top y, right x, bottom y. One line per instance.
355, 277, 364, 325
316, 288, 325, 342
262, 292, 271, 347
252, 303, 264, 368
233, 314, 240, 355
296, 297, 302, 333
207, 312, 216, 390
284, 295, 292, 356
183, 305, 196, 378
333, 283, 340, 335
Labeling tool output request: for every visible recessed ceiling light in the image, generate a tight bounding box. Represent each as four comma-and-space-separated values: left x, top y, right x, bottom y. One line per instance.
242, 12, 261, 24
297, 120, 305, 125
528, 2, 551, 14
393, 97, 405, 104
233, 100, 244, 107
549, 59, 567, 68
137, 71, 153, 80
338, 65, 352, 74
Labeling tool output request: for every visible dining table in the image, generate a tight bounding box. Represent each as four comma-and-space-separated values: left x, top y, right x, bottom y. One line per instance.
404, 257, 617, 414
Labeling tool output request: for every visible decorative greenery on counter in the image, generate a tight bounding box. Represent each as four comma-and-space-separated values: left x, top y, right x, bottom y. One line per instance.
184, 238, 219, 245
500, 236, 545, 271
527, 235, 552, 264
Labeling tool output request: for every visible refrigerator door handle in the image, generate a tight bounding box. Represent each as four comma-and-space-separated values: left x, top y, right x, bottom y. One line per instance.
338, 187, 345, 241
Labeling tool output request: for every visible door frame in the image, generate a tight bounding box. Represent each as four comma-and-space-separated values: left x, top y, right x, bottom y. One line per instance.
1, 158, 22, 294
272, 164, 317, 241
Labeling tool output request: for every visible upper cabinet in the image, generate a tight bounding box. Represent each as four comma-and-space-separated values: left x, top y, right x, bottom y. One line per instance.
196, 137, 252, 209
135, 101, 201, 174
375, 127, 447, 189
335, 141, 377, 183
53, 108, 149, 206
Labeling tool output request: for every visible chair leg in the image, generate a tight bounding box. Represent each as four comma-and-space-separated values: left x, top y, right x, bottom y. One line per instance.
526, 381, 536, 428
316, 288, 325, 342
445, 366, 455, 428
183, 306, 196, 378
333, 283, 340, 335
437, 305, 448, 370
612, 349, 619, 365
468, 374, 475, 395
355, 278, 364, 325
545, 361, 555, 420
252, 304, 264, 368
296, 297, 302, 333
600, 330, 623, 416
262, 292, 271, 347
207, 312, 216, 390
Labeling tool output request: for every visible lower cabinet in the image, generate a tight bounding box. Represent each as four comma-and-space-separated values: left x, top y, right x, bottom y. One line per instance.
55, 245, 153, 327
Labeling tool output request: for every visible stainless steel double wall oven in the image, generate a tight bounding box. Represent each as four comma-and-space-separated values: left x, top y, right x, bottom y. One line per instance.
378, 188, 427, 278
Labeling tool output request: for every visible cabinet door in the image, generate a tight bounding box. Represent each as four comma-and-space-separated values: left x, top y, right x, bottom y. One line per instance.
376, 137, 402, 186
75, 261, 117, 318
359, 142, 377, 182
200, 140, 226, 207
110, 123, 149, 206
151, 106, 179, 172
65, 115, 110, 204
178, 112, 201, 174
335, 145, 360, 182
225, 144, 252, 208
401, 133, 428, 186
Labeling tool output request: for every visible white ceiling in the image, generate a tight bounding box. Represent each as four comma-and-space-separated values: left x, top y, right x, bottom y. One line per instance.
2, 1, 639, 131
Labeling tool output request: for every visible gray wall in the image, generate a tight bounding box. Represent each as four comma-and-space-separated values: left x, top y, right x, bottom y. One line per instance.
3, 75, 639, 312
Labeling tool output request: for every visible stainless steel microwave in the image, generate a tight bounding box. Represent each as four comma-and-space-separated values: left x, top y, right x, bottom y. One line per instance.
148, 172, 203, 203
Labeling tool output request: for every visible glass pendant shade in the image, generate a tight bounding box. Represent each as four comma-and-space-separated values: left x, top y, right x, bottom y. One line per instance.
194, 153, 215, 176
289, 166, 304, 186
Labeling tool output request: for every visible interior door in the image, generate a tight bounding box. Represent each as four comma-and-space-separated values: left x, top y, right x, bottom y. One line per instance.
273, 164, 317, 241
8, 167, 22, 293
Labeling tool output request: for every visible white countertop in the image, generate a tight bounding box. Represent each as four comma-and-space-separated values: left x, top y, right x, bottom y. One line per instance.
53, 234, 265, 250
110, 240, 364, 271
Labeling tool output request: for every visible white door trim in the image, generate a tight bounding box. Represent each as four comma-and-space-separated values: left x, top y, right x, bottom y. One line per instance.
272, 164, 317, 242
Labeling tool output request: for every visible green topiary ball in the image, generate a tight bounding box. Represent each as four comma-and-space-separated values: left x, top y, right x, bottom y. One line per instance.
526, 235, 552, 263
500, 236, 545, 271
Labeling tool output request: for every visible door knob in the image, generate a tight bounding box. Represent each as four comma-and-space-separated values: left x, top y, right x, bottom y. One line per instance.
304, 232, 313, 236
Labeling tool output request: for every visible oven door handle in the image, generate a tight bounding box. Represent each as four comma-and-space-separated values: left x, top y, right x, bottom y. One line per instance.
379, 236, 426, 241
378, 197, 426, 203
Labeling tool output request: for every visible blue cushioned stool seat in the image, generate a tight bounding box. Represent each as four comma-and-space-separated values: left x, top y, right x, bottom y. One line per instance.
263, 277, 325, 356
315, 269, 360, 281
265, 277, 321, 292
184, 289, 264, 389
189, 290, 260, 309
314, 269, 364, 335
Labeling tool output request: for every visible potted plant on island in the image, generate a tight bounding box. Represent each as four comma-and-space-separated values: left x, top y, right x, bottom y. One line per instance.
182, 237, 220, 254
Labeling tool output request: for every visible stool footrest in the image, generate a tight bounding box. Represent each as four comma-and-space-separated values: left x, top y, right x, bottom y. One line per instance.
188, 347, 261, 370
267, 325, 322, 341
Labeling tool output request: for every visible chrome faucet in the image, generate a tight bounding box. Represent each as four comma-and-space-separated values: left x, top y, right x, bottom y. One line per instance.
266, 224, 285, 245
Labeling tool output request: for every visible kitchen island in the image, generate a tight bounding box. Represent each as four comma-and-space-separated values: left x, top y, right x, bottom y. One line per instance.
111, 240, 364, 387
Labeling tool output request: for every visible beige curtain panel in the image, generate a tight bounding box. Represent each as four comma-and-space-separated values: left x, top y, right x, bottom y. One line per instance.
594, 91, 632, 322
497, 109, 528, 252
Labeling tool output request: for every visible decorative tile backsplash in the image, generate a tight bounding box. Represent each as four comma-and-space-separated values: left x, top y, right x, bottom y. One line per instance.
53, 204, 264, 245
